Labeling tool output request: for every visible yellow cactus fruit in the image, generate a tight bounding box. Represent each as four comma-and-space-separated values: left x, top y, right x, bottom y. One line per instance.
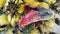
15, 0, 23, 4
0, 14, 9, 25
0, 0, 6, 8
8, 14, 11, 23
44, 0, 56, 4
39, 2, 49, 9
45, 17, 55, 28
24, 0, 40, 6
10, 15, 21, 27
0, 14, 9, 30
30, 29, 40, 34
18, 4, 24, 14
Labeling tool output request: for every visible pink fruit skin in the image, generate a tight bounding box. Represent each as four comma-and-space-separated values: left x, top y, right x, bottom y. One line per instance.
19, 5, 53, 28
19, 10, 39, 28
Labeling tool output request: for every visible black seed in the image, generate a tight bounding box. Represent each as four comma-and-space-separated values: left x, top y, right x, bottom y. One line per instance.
15, 24, 19, 29
0, 25, 7, 28
12, 30, 16, 33
37, 27, 43, 34
50, 4, 57, 10
12, 30, 17, 34
55, 18, 60, 25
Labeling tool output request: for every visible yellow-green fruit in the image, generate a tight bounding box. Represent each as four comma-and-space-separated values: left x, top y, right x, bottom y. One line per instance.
8, 14, 21, 27
45, 17, 55, 28
0, 14, 9, 30
11, 15, 20, 27
40, 25, 50, 34
0, 0, 6, 8
30, 29, 40, 34
18, 4, 24, 14
6, 28, 21, 34
45, 0, 56, 4
39, 2, 49, 9
44, 18, 55, 33
8, 14, 11, 23
15, 0, 23, 4
24, 0, 40, 6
